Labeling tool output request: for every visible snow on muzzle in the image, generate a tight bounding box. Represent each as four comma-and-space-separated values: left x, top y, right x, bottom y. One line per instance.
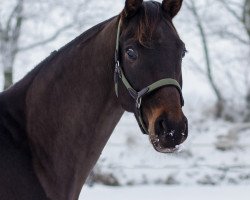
147, 107, 188, 153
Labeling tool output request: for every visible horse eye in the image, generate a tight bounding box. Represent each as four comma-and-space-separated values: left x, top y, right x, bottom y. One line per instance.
126, 48, 138, 60
182, 48, 188, 58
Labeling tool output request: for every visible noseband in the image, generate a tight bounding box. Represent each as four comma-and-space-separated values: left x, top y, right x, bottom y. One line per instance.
114, 19, 184, 135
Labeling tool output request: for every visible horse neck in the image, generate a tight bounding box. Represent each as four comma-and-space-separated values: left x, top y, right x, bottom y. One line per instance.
26, 16, 124, 200
0, 64, 44, 149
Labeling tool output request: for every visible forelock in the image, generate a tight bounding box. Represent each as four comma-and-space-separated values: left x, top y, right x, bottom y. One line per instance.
135, 1, 161, 47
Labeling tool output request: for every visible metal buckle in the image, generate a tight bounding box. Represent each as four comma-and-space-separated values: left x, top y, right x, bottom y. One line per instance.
136, 97, 142, 108
115, 61, 122, 79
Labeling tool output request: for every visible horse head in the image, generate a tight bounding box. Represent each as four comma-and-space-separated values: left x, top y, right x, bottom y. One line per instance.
115, 0, 188, 153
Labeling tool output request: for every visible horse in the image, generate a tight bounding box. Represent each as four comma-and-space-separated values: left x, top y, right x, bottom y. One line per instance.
0, 0, 188, 199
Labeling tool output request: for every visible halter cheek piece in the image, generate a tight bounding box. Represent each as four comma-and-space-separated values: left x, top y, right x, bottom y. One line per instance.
114, 19, 184, 135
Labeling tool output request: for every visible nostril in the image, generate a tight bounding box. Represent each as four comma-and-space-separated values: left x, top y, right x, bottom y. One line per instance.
155, 114, 187, 145
159, 119, 168, 134
158, 119, 175, 139
157, 118, 176, 140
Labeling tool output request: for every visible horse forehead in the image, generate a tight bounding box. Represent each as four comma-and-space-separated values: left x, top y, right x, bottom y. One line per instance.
154, 21, 184, 49
156, 20, 180, 38
123, 21, 179, 45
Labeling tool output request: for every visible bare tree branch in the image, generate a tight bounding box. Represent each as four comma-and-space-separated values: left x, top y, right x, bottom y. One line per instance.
243, 0, 250, 39
6, 0, 24, 37
19, 23, 73, 51
219, 0, 242, 22
11, 0, 24, 52
226, 0, 244, 9
1, 0, 88, 89
186, 57, 207, 75
217, 0, 250, 44
185, 0, 225, 117
0, 22, 3, 34
217, 30, 249, 44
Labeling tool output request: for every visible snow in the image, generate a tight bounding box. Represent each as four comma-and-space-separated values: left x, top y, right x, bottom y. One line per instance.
87, 112, 250, 186
80, 185, 250, 200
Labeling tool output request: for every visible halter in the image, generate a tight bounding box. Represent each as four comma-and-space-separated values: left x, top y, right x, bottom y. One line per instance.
114, 19, 184, 135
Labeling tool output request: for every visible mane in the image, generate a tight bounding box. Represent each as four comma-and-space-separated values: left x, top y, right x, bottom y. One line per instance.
135, 1, 161, 47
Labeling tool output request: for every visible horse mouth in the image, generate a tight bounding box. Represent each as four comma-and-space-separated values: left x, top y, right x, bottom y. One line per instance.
149, 134, 182, 153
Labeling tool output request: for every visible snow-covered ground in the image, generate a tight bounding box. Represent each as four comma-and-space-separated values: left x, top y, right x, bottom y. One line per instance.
87, 110, 250, 186
80, 185, 250, 200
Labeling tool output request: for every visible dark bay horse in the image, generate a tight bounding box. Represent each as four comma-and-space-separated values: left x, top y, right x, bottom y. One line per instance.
0, 0, 188, 199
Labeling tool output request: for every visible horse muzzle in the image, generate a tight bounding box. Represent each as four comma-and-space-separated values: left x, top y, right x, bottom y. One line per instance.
147, 108, 188, 153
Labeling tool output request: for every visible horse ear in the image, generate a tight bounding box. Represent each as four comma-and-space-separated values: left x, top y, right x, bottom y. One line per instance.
122, 0, 143, 18
162, 0, 183, 18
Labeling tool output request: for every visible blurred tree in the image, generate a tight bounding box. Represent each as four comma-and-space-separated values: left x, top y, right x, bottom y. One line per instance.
0, 0, 24, 90
243, 0, 250, 121
219, 0, 250, 121
219, 0, 250, 44
185, 0, 225, 117
0, 0, 90, 90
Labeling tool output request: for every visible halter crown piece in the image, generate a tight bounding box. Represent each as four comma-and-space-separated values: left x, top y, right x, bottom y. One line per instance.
114, 19, 184, 135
